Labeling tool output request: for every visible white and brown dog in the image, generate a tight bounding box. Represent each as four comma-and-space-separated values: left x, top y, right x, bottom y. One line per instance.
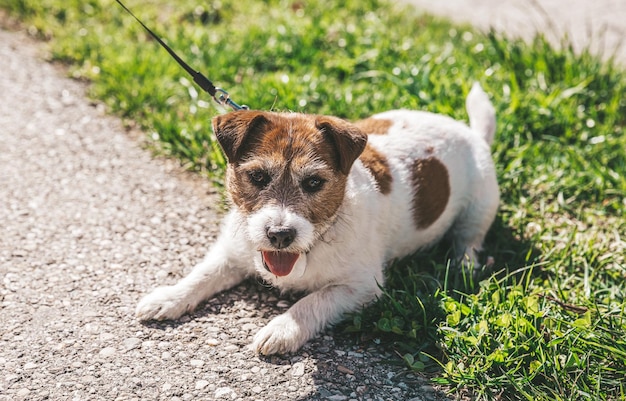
136, 83, 499, 355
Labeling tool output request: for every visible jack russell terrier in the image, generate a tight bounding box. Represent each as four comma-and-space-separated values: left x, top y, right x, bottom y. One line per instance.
136, 83, 499, 355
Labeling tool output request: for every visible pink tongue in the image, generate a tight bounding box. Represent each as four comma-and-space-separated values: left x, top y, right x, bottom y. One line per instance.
262, 251, 300, 277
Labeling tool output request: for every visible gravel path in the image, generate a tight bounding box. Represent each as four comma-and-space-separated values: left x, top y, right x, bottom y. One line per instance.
0, 29, 444, 401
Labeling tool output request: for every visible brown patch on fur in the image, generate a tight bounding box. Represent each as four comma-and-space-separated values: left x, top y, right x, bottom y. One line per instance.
316, 116, 367, 174
214, 112, 366, 228
411, 157, 450, 229
359, 144, 393, 195
354, 118, 393, 135
212, 110, 269, 163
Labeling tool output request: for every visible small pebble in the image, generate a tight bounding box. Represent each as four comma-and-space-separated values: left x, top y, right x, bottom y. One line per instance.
420, 384, 435, 393
291, 362, 305, 377
241, 323, 257, 331
190, 359, 204, 367
337, 365, 354, 375
99, 347, 116, 357
214, 387, 234, 398
195, 380, 210, 390
123, 337, 142, 351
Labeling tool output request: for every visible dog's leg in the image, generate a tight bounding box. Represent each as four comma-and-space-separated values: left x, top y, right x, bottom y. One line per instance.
136, 213, 252, 321
252, 280, 380, 355
451, 181, 499, 270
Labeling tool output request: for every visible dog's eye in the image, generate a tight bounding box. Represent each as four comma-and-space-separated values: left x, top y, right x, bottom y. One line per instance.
248, 170, 271, 188
302, 176, 325, 193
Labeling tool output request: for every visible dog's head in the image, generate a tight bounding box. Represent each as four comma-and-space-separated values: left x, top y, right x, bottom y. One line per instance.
212, 110, 367, 277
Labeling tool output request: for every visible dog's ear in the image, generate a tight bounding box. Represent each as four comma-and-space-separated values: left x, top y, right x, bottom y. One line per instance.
316, 116, 367, 175
212, 111, 269, 163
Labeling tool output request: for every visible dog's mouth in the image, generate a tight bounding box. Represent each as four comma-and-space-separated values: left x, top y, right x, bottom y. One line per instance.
261, 251, 301, 277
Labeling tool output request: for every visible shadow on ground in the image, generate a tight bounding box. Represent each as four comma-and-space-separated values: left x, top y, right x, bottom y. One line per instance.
134, 213, 538, 401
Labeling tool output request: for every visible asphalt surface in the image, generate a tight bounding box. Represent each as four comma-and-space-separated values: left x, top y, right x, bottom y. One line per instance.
404, 0, 625, 64
1, 1, 624, 400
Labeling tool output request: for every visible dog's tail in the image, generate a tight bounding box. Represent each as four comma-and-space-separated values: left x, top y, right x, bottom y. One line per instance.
466, 82, 496, 146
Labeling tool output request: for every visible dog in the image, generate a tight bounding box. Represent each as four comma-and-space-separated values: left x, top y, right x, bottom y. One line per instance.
135, 82, 499, 355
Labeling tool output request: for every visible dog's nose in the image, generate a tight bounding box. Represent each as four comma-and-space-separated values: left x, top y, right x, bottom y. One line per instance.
267, 227, 296, 249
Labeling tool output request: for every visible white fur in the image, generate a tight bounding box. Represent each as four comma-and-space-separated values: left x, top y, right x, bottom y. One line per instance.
136, 83, 499, 355
246, 205, 316, 253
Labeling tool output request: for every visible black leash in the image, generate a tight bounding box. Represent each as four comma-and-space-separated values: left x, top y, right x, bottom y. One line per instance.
115, 0, 248, 111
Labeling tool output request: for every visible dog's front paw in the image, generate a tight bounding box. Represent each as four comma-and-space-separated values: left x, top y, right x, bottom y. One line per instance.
251, 314, 309, 355
135, 285, 194, 321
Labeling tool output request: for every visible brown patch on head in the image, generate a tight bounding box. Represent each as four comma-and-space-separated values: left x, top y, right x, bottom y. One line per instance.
316, 116, 368, 174
212, 112, 367, 228
359, 144, 393, 195
353, 118, 393, 135
212, 110, 269, 164
411, 157, 450, 229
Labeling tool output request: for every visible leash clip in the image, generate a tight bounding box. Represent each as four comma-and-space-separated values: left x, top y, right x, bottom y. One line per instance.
115, 0, 250, 112
214, 88, 248, 111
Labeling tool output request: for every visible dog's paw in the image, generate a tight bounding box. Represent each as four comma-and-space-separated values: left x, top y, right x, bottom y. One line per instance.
135, 285, 193, 321
251, 314, 309, 355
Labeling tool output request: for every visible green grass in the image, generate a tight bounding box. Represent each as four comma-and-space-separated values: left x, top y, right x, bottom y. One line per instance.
3, 0, 625, 399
